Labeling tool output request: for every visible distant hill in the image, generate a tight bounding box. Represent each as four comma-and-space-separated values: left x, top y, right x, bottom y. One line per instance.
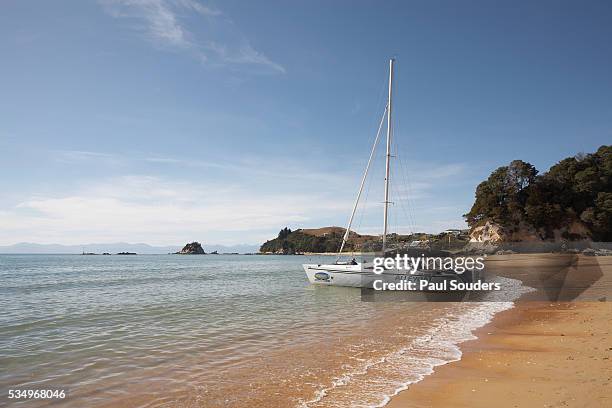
299, 226, 348, 237
0, 242, 259, 254
260, 227, 378, 254
259, 227, 474, 254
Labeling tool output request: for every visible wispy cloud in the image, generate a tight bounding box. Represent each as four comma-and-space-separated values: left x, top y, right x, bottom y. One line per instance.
54, 150, 116, 159
204, 42, 286, 74
1, 175, 350, 245
173, 0, 220, 16
53, 150, 354, 186
143, 154, 353, 185
53, 150, 125, 167
3, 147, 472, 244
99, 0, 285, 74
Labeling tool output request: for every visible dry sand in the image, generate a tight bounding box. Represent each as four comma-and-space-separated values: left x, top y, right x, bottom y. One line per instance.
387, 254, 612, 408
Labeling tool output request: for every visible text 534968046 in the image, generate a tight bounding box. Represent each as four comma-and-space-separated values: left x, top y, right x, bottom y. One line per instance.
8, 389, 67, 400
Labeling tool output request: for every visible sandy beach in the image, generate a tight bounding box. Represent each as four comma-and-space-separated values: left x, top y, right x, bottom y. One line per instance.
387, 255, 612, 408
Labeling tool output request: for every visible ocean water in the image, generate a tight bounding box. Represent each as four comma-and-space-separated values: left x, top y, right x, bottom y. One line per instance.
0, 255, 516, 407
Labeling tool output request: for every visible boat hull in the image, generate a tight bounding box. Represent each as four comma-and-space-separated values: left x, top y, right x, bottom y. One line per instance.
303, 263, 372, 287
303, 263, 484, 289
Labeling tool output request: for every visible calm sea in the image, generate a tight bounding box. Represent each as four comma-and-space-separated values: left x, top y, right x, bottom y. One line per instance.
0, 255, 515, 407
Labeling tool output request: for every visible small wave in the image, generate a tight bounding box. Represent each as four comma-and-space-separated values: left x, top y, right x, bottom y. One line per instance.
300, 277, 532, 408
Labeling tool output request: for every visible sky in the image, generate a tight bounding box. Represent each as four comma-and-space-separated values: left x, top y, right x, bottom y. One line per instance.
1, 0, 611, 246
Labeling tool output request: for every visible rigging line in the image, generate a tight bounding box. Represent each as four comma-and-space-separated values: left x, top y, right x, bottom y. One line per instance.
400, 163, 419, 234
391, 174, 403, 235
389, 140, 408, 246
397, 152, 418, 235
389, 183, 398, 249
365, 66, 392, 151
352, 185, 377, 256
393, 132, 418, 235
390, 139, 404, 234
338, 105, 388, 256
386, 67, 417, 237
389, 125, 412, 234
392, 92, 417, 235
360, 134, 386, 250
394, 75, 418, 236
402, 155, 420, 234
343, 64, 389, 257
351, 173, 375, 258
390, 172, 409, 244
353, 148, 375, 254
394, 149, 411, 229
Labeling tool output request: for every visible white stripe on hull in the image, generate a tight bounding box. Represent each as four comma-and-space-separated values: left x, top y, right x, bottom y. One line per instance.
303, 263, 480, 288
303, 263, 386, 288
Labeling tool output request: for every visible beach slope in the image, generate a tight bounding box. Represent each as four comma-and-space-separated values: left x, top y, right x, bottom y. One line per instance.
387, 300, 612, 408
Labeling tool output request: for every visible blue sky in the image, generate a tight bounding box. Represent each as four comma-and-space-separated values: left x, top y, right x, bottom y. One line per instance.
1, 0, 611, 245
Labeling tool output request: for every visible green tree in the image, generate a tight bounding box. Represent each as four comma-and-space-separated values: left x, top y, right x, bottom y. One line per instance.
278, 227, 292, 239
464, 160, 537, 228
466, 145, 611, 241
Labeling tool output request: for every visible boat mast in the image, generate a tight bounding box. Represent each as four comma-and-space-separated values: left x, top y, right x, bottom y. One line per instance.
382, 58, 394, 253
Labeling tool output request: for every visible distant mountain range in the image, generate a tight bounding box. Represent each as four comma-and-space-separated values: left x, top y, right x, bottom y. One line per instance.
0, 242, 260, 254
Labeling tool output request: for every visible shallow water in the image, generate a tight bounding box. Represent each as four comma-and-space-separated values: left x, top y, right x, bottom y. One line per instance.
0, 255, 516, 407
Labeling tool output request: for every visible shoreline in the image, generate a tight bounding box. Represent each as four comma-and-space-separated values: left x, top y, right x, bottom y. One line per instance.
386, 255, 612, 408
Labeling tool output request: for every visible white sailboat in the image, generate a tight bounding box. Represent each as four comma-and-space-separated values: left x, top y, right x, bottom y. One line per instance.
303, 58, 399, 287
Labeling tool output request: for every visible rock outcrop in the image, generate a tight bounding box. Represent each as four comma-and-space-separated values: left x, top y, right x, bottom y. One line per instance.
469, 221, 506, 244
469, 220, 549, 244
176, 242, 206, 254
469, 220, 592, 245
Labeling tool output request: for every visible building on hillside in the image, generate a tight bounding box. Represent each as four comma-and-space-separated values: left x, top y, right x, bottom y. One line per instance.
409, 240, 430, 249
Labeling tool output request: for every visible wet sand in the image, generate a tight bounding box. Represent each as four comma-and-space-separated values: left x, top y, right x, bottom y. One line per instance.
387, 255, 612, 408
